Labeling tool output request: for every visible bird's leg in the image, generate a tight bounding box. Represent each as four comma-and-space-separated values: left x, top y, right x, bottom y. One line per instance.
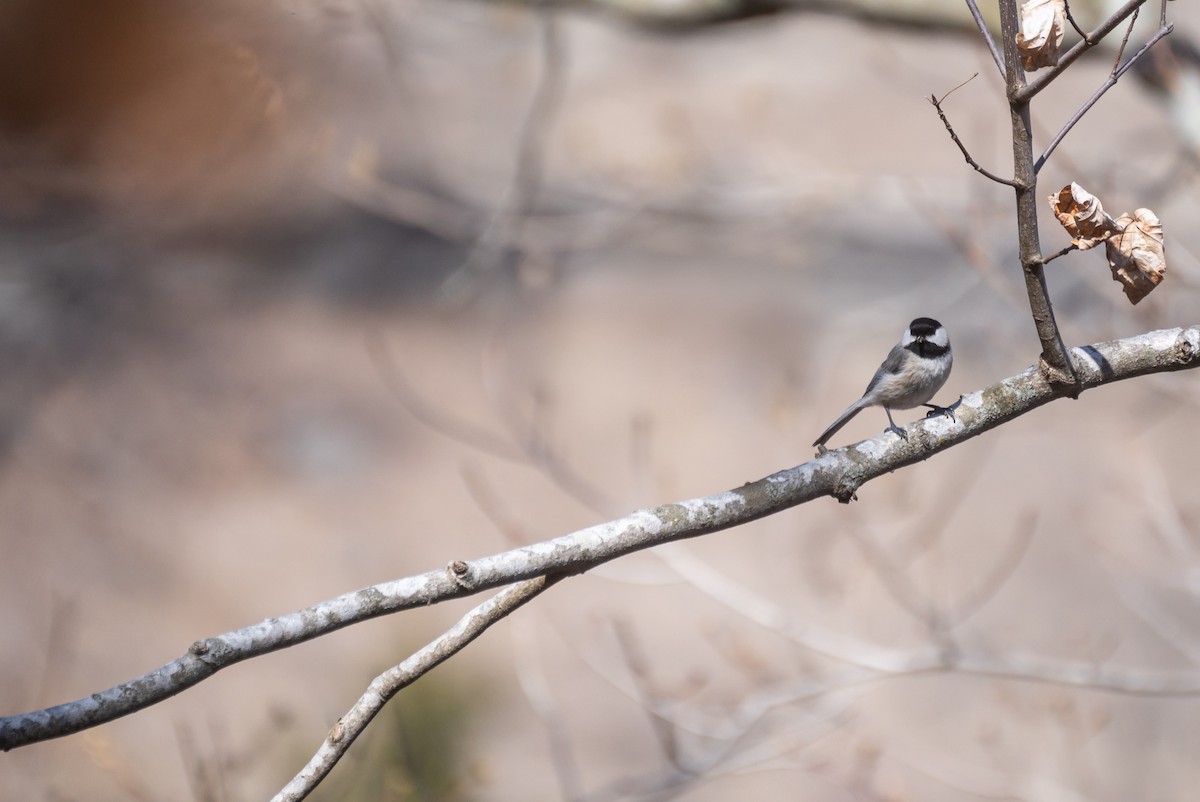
923, 395, 964, 419
883, 407, 907, 440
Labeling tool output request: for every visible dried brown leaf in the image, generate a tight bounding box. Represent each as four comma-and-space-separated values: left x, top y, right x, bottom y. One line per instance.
1049, 183, 1118, 250
1106, 209, 1166, 304
1016, 0, 1066, 70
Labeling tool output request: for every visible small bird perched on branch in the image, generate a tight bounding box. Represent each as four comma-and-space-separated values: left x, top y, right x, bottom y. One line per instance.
813, 317, 955, 448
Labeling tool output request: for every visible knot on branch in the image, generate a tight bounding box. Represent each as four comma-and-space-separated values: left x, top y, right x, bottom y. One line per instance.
833, 478, 859, 505
189, 638, 221, 667
188, 637, 231, 668
448, 560, 473, 588
1173, 330, 1200, 366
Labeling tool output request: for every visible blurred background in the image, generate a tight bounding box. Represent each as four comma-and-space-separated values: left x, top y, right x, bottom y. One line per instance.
2, 0, 1200, 799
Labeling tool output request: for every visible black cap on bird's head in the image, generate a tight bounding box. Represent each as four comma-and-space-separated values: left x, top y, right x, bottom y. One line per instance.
908, 317, 942, 337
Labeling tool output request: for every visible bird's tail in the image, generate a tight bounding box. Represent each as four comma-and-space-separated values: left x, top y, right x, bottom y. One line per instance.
812, 398, 868, 447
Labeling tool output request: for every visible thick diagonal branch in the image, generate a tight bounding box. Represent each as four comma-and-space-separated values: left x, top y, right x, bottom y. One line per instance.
3, 326, 1199, 752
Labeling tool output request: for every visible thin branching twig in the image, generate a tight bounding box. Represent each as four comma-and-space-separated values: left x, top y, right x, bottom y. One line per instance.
1018, 0, 1148, 101
1035, 19, 1174, 172
929, 75, 1020, 188
1111, 6, 1142, 70
441, 4, 568, 302
510, 617, 586, 801
1043, 243, 1080, 264
367, 330, 617, 512
1063, 0, 1091, 43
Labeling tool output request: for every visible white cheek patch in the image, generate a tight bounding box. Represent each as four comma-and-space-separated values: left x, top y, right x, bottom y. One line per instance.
901, 328, 918, 347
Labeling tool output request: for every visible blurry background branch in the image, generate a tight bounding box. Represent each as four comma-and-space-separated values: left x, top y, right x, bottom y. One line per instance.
317, 0, 1199, 256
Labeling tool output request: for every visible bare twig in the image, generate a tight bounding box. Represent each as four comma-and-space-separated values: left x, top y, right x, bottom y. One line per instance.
271, 576, 560, 802
627, 545, 1200, 699
1116, 22, 1174, 84
510, 617, 585, 801
844, 506, 1033, 650
481, 369, 618, 514
321, 167, 638, 255
2, 327, 1199, 751
1063, 0, 1091, 43
1035, 18, 1174, 173
1018, 0, 1149, 102
842, 439, 996, 631
460, 463, 530, 546
1111, 567, 1200, 666
929, 77, 1019, 188
441, 5, 567, 301
365, 331, 526, 463
653, 543, 921, 670
1131, 452, 1200, 594
847, 525, 940, 627
368, 330, 617, 512
964, 0, 1005, 78
576, 670, 857, 802
943, 511, 1036, 628
1043, 243, 1079, 264
563, 619, 866, 800
1112, 7, 1141, 70
611, 619, 688, 771
906, 185, 1029, 310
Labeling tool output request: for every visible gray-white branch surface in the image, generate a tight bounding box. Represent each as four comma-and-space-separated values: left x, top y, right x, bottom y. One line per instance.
2, 325, 1199, 752
272, 575, 560, 802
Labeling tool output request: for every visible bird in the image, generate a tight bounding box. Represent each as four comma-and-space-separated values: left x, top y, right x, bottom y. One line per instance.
812, 317, 955, 448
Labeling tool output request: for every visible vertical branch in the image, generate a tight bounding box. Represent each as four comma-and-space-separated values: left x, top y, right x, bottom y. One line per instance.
998, 0, 1079, 389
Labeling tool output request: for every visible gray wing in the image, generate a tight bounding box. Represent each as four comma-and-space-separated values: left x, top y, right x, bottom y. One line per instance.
863, 344, 908, 396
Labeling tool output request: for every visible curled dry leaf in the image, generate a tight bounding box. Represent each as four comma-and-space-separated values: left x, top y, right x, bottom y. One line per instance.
1049, 185, 1168, 304
1016, 0, 1066, 70
1049, 182, 1117, 250
1107, 209, 1166, 304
